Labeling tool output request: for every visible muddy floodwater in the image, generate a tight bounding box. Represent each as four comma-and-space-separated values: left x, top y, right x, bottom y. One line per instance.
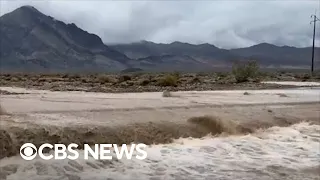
0, 85, 319, 180
0, 122, 319, 180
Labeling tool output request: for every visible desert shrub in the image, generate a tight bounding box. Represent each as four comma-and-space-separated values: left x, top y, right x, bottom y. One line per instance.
118, 75, 132, 82
279, 70, 287, 75
81, 78, 89, 83
47, 77, 65, 82
190, 76, 201, 83
61, 74, 69, 78
301, 73, 311, 81
97, 74, 111, 84
216, 72, 228, 79
139, 79, 150, 86
260, 72, 277, 81
314, 73, 320, 80
69, 74, 81, 79
216, 74, 236, 84
10, 77, 20, 82
232, 60, 259, 83
172, 71, 180, 79
157, 74, 178, 87
3, 76, 11, 81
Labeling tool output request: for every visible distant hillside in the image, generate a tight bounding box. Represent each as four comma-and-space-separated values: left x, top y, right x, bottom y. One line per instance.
1, 6, 319, 72
112, 41, 320, 70
229, 43, 320, 67
111, 41, 238, 71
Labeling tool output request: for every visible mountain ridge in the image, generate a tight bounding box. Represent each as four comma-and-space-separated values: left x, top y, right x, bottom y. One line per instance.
0, 6, 132, 72
111, 41, 317, 50
110, 40, 320, 68
1, 6, 319, 72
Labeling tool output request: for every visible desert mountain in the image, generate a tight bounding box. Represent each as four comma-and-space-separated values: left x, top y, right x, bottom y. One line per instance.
111, 41, 239, 71
0, 6, 131, 72
230, 43, 319, 67
112, 41, 320, 70
0, 6, 319, 72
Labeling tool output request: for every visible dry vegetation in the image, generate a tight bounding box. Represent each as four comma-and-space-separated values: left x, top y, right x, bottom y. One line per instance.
232, 60, 260, 83
0, 70, 319, 93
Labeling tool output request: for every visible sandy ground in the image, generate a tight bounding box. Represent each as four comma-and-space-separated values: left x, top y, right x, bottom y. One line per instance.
0, 84, 319, 127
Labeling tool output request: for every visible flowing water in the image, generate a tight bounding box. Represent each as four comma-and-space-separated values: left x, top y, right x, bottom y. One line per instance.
1, 122, 319, 180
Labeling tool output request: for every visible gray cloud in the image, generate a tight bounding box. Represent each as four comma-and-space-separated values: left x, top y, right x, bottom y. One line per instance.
0, 0, 319, 49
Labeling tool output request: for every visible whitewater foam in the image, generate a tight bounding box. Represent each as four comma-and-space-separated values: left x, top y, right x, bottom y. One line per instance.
1, 122, 319, 180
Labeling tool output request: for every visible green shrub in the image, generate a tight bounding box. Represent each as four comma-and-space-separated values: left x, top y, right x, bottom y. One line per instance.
158, 74, 178, 87
232, 60, 259, 83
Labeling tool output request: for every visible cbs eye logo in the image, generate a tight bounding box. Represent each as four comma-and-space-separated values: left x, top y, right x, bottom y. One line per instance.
20, 143, 37, 160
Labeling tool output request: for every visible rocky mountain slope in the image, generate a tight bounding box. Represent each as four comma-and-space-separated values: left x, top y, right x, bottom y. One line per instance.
0, 6, 131, 72
1, 6, 319, 72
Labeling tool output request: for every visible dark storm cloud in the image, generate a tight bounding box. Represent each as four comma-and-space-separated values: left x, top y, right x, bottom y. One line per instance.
0, 0, 319, 48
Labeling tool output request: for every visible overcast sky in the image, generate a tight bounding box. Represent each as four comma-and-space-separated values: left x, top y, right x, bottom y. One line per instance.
1, 0, 319, 49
